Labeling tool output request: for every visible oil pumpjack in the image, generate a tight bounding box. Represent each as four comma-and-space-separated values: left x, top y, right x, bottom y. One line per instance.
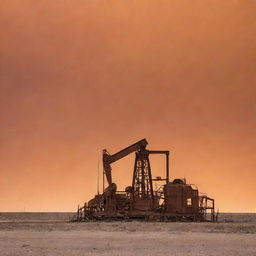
75, 139, 215, 222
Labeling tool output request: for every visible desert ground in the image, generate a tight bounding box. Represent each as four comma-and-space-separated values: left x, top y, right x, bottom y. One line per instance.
0, 213, 255, 256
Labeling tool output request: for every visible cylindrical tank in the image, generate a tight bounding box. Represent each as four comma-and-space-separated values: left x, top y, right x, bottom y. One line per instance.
164, 179, 199, 214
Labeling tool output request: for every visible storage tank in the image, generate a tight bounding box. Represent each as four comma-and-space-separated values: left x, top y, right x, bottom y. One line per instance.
164, 179, 199, 215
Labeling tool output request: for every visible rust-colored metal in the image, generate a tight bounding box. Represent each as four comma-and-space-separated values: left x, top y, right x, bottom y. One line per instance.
74, 139, 216, 222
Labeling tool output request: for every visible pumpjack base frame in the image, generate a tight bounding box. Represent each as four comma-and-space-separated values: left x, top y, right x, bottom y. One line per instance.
73, 206, 216, 222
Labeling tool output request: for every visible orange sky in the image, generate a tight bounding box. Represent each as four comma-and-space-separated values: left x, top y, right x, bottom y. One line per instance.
1, 0, 256, 212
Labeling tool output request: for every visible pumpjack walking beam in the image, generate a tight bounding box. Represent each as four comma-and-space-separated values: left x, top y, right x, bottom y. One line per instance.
103, 139, 148, 186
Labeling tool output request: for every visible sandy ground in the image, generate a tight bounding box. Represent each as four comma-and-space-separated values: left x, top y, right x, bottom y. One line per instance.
0, 213, 255, 256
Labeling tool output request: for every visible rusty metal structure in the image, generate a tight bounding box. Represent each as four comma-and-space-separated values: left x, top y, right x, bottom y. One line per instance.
74, 139, 215, 222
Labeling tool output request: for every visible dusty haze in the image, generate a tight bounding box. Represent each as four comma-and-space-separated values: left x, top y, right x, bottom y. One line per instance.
1, 0, 256, 212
